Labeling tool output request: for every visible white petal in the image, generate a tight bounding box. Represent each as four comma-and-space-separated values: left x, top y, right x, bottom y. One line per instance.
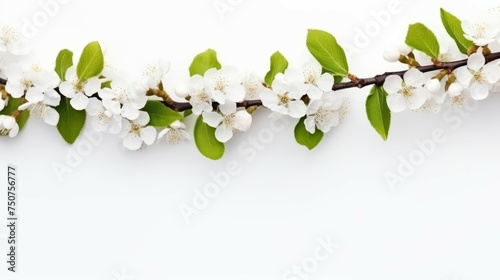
84, 77, 101, 96
271, 78, 291, 94
468, 53, 485, 72
43, 89, 61, 107
285, 68, 304, 84
3, 116, 16, 129
25, 87, 44, 103
59, 81, 76, 98
288, 82, 307, 99
469, 83, 490, 100
215, 125, 233, 143
456, 67, 473, 87
202, 112, 223, 127
406, 88, 428, 110
0, 99, 5, 111
225, 85, 245, 102
98, 88, 113, 100
383, 75, 403, 94
5, 82, 25, 98
212, 90, 226, 104
64, 66, 77, 81
307, 99, 322, 115
403, 68, 424, 86
70, 93, 89, 110
306, 85, 323, 100
43, 107, 59, 126
123, 134, 142, 151
316, 74, 334, 91
141, 126, 157, 145
157, 128, 170, 140
86, 98, 104, 116
287, 100, 307, 118
9, 124, 19, 138
219, 101, 237, 115
233, 111, 252, 132
135, 111, 150, 126
305, 116, 316, 134
386, 94, 407, 112
483, 63, 500, 83
260, 89, 278, 108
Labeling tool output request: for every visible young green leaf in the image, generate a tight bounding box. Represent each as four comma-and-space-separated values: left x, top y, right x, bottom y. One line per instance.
183, 109, 193, 118
294, 117, 324, 150
307, 29, 349, 77
194, 115, 225, 160
405, 23, 440, 59
189, 49, 222, 77
366, 86, 391, 141
440, 8, 473, 54
0, 98, 30, 131
76, 41, 104, 82
55, 96, 86, 144
264, 51, 289, 86
142, 100, 183, 127
55, 49, 73, 81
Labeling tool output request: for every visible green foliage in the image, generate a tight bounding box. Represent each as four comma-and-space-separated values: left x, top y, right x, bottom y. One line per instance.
405, 23, 440, 58
440, 8, 473, 54
366, 86, 391, 141
189, 49, 222, 77
0, 98, 30, 131
55, 49, 73, 81
264, 51, 289, 86
307, 29, 349, 77
55, 96, 86, 144
142, 100, 183, 127
76, 41, 104, 82
194, 115, 225, 160
294, 117, 324, 150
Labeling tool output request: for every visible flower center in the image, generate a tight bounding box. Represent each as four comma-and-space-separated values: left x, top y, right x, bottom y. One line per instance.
473, 71, 485, 82
21, 78, 32, 90
166, 129, 182, 144
474, 23, 487, 38
31, 102, 46, 119
304, 70, 317, 84
114, 87, 130, 103
130, 123, 141, 135
0, 26, 19, 45
214, 77, 229, 92
223, 114, 235, 128
399, 85, 415, 97
194, 90, 210, 105
278, 93, 290, 106
315, 107, 334, 126
74, 81, 84, 92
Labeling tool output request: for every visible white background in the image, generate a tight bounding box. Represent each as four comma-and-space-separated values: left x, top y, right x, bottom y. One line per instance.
1, 0, 500, 279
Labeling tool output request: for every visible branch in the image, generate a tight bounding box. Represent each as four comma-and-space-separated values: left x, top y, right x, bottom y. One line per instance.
2, 51, 500, 112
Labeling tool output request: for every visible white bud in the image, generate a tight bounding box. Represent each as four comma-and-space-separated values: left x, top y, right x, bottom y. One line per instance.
425, 78, 442, 94
383, 48, 400, 62
2, 116, 16, 130
397, 43, 413, 55
447, 83, 463, 97
175, 84, 190, 98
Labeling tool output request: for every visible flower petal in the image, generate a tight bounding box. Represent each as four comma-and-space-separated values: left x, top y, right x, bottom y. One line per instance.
70, 92, 89, 110
404, 68, 424, 86
135, 111, 150, 126
140, 126, 157, 145
406, 88, 428, 110
470, 83, 490, 100
84, 77, 101, 96
233, 111, 252, 132
383, 75, 403, 94
386, 94, 407, 112
219, 100, 237, 115
468, 53, 485, 72
305, 116, 316, 134
202, 112, 223, 127
59, 81, 76, 98
25, 87, 44, 103
43, 106, 60, 126
44, 89, 61, 107
225, 85, 245, 102
123, 134, 142, 151
287, 100, 307, 118
215, 125, 233, 143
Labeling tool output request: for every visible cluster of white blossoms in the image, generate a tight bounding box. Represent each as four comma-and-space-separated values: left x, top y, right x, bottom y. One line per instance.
382, 12, 500, 113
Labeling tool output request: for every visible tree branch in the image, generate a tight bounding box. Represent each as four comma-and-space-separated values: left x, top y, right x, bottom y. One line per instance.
2, 51, 500, 112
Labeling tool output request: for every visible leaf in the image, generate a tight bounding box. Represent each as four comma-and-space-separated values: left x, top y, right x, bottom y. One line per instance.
101, 80, 112, 89
76, 41, 104, 82
0, 98, 30, 131
366, 86, 391, 141
55, 96, 86, 144
55, 49, 73, 81
405, 23, 440, 59
307, 29, 349, 77
294, 117, 324, 150
142, 100, 183, 127
264, 51, 289, 86
440, 8, 473, 54
189, 49, 222, 77
183, 109, 193, 118
194, 115, 225, 160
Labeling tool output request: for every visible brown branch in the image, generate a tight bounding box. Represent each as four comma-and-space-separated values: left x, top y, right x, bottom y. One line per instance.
2, 51, 500, 112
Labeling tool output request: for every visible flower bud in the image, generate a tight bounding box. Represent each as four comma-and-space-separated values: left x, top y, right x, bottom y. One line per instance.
175, 84, 190, 98
397, 44, 413, 55
2, 116, 16, 130
383, 48, 400, 62
447, 83, 463, 97
425, 78, 442, 94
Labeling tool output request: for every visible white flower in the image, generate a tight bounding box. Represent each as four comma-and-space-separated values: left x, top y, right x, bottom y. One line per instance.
157, 120, 190, 144
184, 75, 214, 115
285, 60, 333, 100
383, 48, 401, 62
18, 88, 60, 126
260, 74, 307, 118
0, 115, 19, 137
86, 98, 123, 134
5, 64, 58, 98
120, 111, 157, 151
242, 73, 267, 100
141, 58, 170, 90
0, 97, 5, 111
456, 53, 500, 100
202, 101, 252, 143
204, 66, 245, 104
98, 80, 147, 121
0, 26, 29, 55
417, 91, 447, 113
59, 66, 101, 110
397, 44, 413, 55
425, 78, 442, 94
384, 68, 428, 112
447, 82, 463, 97
305, 91, 347, 134
462, 18, 500, 46
448, 89, 475, 109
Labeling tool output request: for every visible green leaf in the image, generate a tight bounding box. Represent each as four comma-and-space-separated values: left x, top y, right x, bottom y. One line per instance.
405, 23, 440, 59
183, 109, 193, 118
194, 115, 225, 160
142, 100, 183, 127
307, 29, 349, 77
0, 98, 30, 132
294, 117, 324, 150
264, 51, 289, 86
189, 49, 222, 77
440, 8, 473, 54
101, 80, 112, 89
55, 96, 86, 144
366, 86, 391, 141
55, 49, 73, 81
76, 41, 104, 82
334, 75, 343, 84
